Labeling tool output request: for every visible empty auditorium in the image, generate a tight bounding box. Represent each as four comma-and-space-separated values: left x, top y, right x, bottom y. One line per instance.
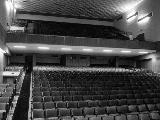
1, 0, 160, 120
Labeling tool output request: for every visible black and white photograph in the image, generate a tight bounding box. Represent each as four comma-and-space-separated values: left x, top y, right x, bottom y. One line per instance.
0, 0, 160, 120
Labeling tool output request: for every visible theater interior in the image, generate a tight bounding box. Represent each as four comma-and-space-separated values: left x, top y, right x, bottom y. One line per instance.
1, 0, 160, 120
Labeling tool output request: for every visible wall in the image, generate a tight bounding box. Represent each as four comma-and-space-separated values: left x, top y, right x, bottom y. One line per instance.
136, 52, 160, 73
0, 0, 14, 30
114, 0, 160, 42
36, 54, 60, 65
118, 57, 136, 68
10, 54, 61, 66
0, 0, 12, 83
90, 56, 115, 66
66, 55, 90, 67
10, 55, 25, 64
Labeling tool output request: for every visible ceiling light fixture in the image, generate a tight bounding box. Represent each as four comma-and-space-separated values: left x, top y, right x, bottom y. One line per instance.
61, 48, 72, 51
38, 47, 50, 50
103, 50, 113, 52
138, 12, 153, 23
82, 48, 93, 52
127, 12, 138, 21
14, 46, 26, 48
121, 50, 132, 53
139, 51, 149, 54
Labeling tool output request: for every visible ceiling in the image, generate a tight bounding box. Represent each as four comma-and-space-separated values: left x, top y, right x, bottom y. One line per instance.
7, 43, 155, 57
14, 0, 144, 21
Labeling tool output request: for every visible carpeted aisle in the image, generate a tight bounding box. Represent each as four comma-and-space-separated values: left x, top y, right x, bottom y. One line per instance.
12, 72, 31, 120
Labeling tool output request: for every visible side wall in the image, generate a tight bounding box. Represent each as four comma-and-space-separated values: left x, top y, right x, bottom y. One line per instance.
0, 0, 12, 83
114, 0, 160, 42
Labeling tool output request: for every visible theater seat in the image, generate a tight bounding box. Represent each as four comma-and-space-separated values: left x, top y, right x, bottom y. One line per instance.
67, 101, 78, 108
33, 102, 43, 109
138, 113, 150, 120
71, 108, 84, 119
73, 95, 83, 101
128, 105, 138, 114
45, 109, 58, 120
150, 112, 160, 120
44, 96, 53, 102
102, 115, 114, 120
78, 101, 88, 108
95, 107, 107, 117
56, 101, 67, 108
89, 116, 101, 120
115, 114, 127, 120
64, 96, 73, 101
127, 114, 139, 120
43, 91, 50, 96
53, 96, 63, 102
156, 104, 160, 110
138, 104, 148, 113
147, 104, 157, 111
0, 103, 7, 120
0, 97, 10, 103
106, 106, 118, 115
33, 96, 43, 102
117, 105, 128, 114
83, 107, 96, 118
44, 102, 55, 109
33, 109, 45, 120
59, 108, 71, 118
99, 101, 108, 107
88, 101, 98, 107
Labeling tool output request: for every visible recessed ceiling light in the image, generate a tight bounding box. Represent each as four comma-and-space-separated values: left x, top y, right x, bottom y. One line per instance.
38, 47, 50, 50
103, 50, 113, 52
121, 50, 132, 53
14, 46, 26, 48
61, 48, 72, 51
139, 51, 149, 54
82, 48, 93, 52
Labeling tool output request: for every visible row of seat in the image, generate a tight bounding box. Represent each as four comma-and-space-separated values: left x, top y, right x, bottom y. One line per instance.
32, 101, 160, 112
32, 96, 160, 105
33, 108, 160, 120
32, 86, 160, 92
32, 90, 160, 97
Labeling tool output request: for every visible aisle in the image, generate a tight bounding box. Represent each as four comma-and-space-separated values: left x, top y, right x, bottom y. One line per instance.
12, 72, 31, 120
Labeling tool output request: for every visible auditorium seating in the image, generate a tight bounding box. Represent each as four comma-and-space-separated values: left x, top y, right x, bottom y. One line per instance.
0, 84, 16, 119
31, 66, 160, 120
4, 65, 23, 71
